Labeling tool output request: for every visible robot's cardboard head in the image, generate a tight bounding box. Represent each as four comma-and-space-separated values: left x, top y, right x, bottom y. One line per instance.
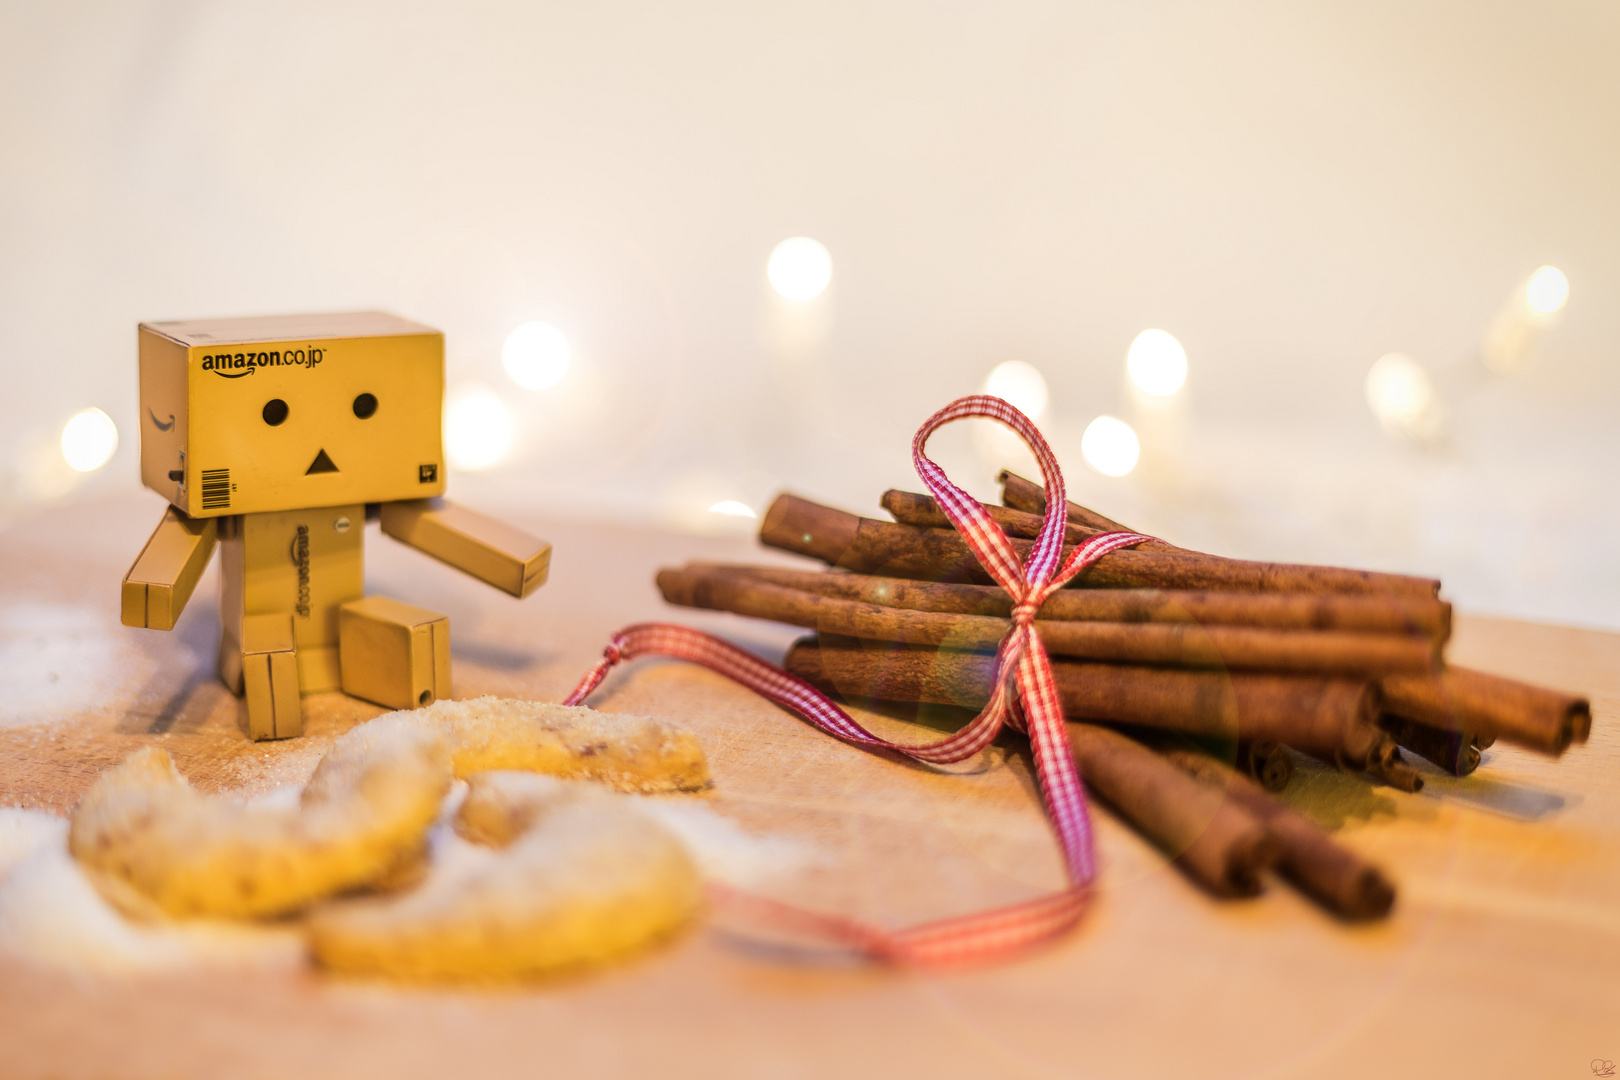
137, 313, 447, 517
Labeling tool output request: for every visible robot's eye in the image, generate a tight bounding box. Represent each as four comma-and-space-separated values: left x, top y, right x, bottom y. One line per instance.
262, 399, 289, 426
353, 393, 378, 419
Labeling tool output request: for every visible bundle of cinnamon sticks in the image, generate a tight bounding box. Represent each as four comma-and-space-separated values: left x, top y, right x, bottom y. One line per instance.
656, 472, 1593, 919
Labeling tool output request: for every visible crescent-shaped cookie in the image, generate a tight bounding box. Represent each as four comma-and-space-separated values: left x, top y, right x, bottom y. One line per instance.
308, 771, 702, 979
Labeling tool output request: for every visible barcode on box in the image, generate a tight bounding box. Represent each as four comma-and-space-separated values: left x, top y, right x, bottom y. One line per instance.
201, 468, 231, 510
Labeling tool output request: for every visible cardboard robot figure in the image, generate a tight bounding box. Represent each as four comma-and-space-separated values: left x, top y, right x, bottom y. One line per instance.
121, 312, 550, 740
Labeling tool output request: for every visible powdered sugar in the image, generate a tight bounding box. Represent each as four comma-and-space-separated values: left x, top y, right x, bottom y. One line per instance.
0, 807, 301, 975
0, 785, 816, 977
633, 798, 823, 889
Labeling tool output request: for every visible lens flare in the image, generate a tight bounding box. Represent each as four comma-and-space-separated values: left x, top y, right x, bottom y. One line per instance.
1081, 416, 1139, 477
708, 500, 757, 518
502, 321, 571, 390
444, 386, 514, 471
983, 360, 1049, 419
61, 408, 118, 472
1126, 329, 1188, 396
1525, 266, 1568, 314
1365, 353, 1434, 427
1365, 353, 1445, 441
767, 237, 833, 301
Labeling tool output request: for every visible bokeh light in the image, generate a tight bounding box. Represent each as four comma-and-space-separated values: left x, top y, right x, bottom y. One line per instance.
443, 385, 514, 470
60, 408, 118, 472
708, 500, 757, 518
983, 360, 1050, 419
1365, 353, 1442, 440
1126, 329, 1188, 396
767, 237, 833, 301
1081, 416, 1140, 477
1525, 266, 1569, 314
502, 321, 571, 390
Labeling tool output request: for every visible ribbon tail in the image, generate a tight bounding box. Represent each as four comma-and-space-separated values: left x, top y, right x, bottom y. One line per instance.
562, 641, 625, 706
1015, 642, 1096, 884
554, 394, 1158, 968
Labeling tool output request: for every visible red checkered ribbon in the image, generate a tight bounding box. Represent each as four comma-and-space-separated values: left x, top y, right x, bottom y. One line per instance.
564, 395, 1151, 967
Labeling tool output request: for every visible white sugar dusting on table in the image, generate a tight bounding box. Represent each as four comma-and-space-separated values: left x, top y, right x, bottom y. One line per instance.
633, 797, 824, 889
0, 805, 302, 975
420, 781, 823, 892
0, 779, 816, 978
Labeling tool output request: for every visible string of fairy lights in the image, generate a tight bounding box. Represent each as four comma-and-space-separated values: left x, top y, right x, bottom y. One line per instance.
49, 249, 1569, 519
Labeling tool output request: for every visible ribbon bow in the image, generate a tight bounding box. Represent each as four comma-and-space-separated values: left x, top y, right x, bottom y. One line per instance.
564, 395, 1150, 967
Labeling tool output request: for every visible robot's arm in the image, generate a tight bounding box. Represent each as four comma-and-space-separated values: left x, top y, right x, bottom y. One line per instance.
121, 506, 218, 629
379, 498, 550, 599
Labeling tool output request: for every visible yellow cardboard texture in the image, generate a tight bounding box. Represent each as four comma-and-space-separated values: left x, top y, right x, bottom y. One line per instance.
338, 595, 451, 711
218, 505, 364, 694
380, 499, 551, 598
126, 311, 550, 738
137, 331, 189, 505
138, 312, 447, 518
240, 612, 301, 740
120, 507, 218, 630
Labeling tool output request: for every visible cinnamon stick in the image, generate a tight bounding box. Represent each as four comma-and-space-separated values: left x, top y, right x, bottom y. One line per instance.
784, 635, 1402, 775
1067, 724, 1281, 896
1364, 743, 1425, 793
1377, 714, 1480, 777
1133, 733, 1294, 792
997, 473, 1451, 608
785, 634, 990, 713
1378, 667, 1591, 755
697, 562, 1450, 640
763, 494, 1442, 599
1239, 741, 1294, 793
660, 564, 1437, 676
1163, 749, 1396, 919
882, 489, 1098, 547
997, 470, 1178, 549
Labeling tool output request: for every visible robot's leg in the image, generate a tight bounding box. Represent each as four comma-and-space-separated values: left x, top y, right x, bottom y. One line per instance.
337, 597, 451, 711
225, 613, 304, 740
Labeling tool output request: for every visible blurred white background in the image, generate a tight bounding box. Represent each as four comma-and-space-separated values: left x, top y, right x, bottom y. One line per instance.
2, 1, 1616, 627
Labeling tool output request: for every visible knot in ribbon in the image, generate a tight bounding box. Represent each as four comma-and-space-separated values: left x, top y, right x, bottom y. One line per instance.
564, 394, 1150, 967
905, 395, 1154, 881
1010, 599, 1041, 626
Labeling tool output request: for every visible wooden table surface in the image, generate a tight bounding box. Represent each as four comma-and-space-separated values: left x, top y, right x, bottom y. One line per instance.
1, 493, 1615, 1080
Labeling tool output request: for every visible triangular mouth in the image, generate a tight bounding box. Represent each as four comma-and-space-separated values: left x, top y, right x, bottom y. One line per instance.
305, 449, 340, 475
